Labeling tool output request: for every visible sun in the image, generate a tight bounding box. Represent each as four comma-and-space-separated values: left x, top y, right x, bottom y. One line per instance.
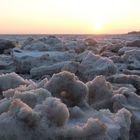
94, 22, 102, 31
88, 19, 104, 33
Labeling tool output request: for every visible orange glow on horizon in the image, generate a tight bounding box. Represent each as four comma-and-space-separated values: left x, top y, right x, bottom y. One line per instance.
0, 0, 140, 34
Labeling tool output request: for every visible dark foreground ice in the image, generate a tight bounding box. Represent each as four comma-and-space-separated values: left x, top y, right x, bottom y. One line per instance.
0, 34, 140, 140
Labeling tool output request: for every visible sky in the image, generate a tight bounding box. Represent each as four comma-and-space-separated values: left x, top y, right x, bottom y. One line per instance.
0, 0, 140, 34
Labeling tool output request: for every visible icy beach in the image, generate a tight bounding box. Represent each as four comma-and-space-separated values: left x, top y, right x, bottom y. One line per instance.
0, 34, 140, 140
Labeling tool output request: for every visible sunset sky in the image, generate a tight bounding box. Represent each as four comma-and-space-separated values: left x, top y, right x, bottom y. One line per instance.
0, 0, 140, 34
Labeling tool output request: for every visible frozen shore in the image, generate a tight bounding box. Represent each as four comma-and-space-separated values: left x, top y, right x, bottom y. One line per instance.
0, 34, 140, 140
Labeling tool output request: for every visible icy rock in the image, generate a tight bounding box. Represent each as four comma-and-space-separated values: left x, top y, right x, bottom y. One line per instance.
61, 61, 79, 73
33, 88, 52, 104
36, 97, 69, 126
126, 40, 140, 47
78, 51, 117, 81
75, 50, 91, 62
30, 61, 70, 78
30, 61, 79, 78
69, 106, 85, 119
112, 88, 140, 112
107, 74, 140, 92
13, 91, 37, 108
9, 99, 32, 116
3, 88, 18, 98
88, 47, 99, 54
0, 39, 17, 54
12, 48, 76, 73
100, 42, 124, 53
122, 49, 140, 70
45, 35, 62, 44
0, 99, 132, 140
37, 78, 48, 88
22, 36, 64, 51
23, 41, 49, 51
38, 37, 48, 42
118, 47, 139, 55
84, 38, 97, 46
0, 55, 14, 69
3, 80, 37, 99
13, 88, 51, 107
86, 76, 113, 110
112, 84, 136, 93
122, 49, 140, 63
109, 55, 124, 63
111, 108, 132, 140
0, 114, 33, 140
58, 108, 131, 140
8, 99, 38, 128
22, 37, 35, 47
64, 118, 107, 138
112, 89, 140, 138
114, 63, 128, 72
100, 51, 116, 57
45, 35, 64, 51
45, 71, 88, 107
0, 73, 29, 91
64, 41, 86, 53
122, 69, 140, 76
0, 98, 11, 114
0, 55, 15, 73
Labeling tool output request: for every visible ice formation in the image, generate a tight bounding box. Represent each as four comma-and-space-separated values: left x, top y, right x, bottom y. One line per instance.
45, 71, 88, 107
78, 51, 117, 81
86, 75, 113, 110
0, 34, 139, 140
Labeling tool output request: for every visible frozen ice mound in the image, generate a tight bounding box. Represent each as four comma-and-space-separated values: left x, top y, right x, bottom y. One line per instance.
0, 72, 29, 91
0, 71, 132, 140
45, 71, 88, 107
78, 51, 117, 81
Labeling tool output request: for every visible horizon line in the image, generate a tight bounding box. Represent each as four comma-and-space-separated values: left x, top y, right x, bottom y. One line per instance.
0, 33, 130, 36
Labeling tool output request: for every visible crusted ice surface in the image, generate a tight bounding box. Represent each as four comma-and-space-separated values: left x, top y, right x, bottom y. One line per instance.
0, 72, 29, 91
0, 34, 139, 140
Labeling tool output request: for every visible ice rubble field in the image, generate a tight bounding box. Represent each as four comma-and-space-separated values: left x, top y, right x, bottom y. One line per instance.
0, 34, 140, 140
